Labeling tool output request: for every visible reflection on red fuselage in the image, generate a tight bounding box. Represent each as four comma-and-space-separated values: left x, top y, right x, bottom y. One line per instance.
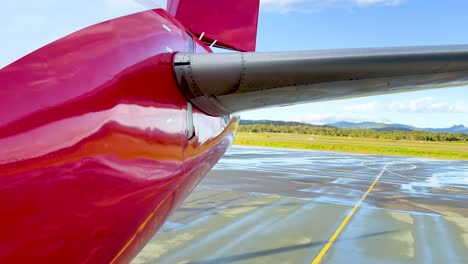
0, 9, 237, 263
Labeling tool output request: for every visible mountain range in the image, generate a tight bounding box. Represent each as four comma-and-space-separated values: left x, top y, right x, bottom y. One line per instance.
329, 121, 468, 133
239, 120, 468, 134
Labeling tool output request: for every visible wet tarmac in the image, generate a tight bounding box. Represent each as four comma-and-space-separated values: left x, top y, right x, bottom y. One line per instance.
133, 146, 468, 264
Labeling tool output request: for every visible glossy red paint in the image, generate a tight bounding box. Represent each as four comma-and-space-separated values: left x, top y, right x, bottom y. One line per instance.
167, 0, 260, 52
0, 9, 237, 263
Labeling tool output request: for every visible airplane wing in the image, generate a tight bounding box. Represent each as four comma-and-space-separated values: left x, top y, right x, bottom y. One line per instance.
173, 45, 468, 116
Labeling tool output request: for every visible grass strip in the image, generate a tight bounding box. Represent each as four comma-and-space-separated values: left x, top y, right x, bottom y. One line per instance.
234, 133, 468, 160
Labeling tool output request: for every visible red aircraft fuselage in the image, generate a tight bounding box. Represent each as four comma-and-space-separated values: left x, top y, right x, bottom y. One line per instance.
0, 3, 249, 262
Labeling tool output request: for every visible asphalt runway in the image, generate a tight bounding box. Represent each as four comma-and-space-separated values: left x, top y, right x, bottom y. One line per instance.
133, 146, 468, 264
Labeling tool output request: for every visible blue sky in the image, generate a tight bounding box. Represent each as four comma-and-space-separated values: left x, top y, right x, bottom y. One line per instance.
240, 0, 468, 128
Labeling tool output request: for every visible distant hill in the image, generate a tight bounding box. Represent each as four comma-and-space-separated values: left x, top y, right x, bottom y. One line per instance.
329, 121, 468, 133
330, 121, 415, 131
423, 125, 468, 133
240, 120, 468, 134
239, 119, 332, 128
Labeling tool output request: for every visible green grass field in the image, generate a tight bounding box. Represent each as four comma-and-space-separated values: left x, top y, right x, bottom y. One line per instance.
234, 132, 468, 160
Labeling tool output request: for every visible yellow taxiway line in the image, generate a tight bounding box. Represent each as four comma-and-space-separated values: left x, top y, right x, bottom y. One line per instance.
311, 165, 387, 264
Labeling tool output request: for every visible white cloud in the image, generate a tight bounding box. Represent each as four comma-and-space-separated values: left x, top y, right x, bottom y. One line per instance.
341, 97, 468, 113
388, 98, 468, 113
260, 0, 401, 12
106, 0, 166, 11
355, 0, 400, 6
292, 113, 386, 124
342, 101, 380, 111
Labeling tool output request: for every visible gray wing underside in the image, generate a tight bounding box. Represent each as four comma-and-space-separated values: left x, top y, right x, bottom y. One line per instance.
173, 45, 468, 116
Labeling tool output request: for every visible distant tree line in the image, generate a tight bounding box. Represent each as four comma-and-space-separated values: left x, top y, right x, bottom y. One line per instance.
238, 124, 468, 142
